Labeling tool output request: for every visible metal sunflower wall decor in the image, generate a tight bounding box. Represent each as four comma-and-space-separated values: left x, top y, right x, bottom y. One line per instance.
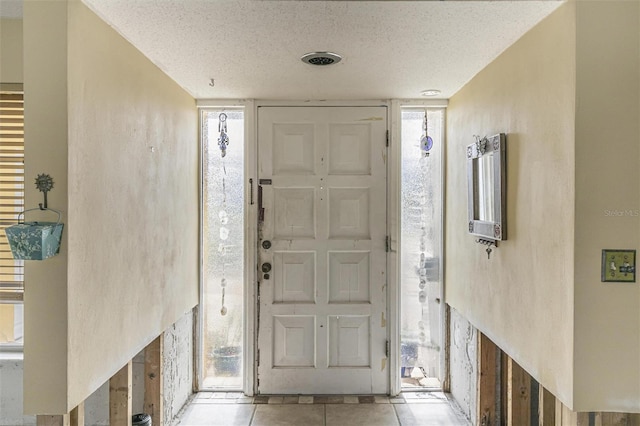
35, 173, 54, 209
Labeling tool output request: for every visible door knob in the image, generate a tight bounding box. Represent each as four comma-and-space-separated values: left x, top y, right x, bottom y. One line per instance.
262, 240, 272, 249
261, 263, 272, 273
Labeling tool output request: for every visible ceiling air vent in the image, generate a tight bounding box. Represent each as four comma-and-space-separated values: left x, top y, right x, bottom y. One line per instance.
301, 52, 342, 66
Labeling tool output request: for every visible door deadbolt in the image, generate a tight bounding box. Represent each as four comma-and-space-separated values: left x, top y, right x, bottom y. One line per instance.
261, 263, 272, 273
262, 240, 272, 250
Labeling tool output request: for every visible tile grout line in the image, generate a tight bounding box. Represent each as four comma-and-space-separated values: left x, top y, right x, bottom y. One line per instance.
392, 402, 403, 426
247, 403, 257, 426
324, 403, 327, 426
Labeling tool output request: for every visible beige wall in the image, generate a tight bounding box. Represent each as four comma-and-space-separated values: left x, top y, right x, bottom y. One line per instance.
0, 18, 23, 83
23, 0, 198, 413
446, 3, 577, 407
573, 1, 640, 412
23, 1, 70, 413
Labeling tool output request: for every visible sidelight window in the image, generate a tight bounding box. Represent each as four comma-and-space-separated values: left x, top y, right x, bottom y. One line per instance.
400, 108, 444, 388
201, 109, 245, 389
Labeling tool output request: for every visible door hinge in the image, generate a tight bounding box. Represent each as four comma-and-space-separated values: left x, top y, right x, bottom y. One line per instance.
257, 349, 260, 367
386, 130, 389, 147
385, 236, 390, 253
385, 340, 390, 357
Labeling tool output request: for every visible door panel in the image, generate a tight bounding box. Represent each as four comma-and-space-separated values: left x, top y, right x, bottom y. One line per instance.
273, 315, 315, 367
328, 251, 370, 303
273, 251, 315, 303
329, 315, 370, 367
257, 106, 388, 394
273, 188, 316, 239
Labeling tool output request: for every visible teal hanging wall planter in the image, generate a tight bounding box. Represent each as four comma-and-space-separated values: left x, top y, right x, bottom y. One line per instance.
5, 210, 64, 260
4, 174, 64, 261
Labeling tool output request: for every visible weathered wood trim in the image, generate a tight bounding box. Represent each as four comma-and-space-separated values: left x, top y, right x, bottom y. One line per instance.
538, 386, 555, 425
478, 333, 498, 426
144, 335, 164, 426
109, 361, 132, 426
70, 403, 84, 426
507, 357, 531, 426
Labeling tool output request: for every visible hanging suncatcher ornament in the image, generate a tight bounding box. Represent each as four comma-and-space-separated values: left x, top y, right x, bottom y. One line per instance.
420, 112, 433, 157
217, 111, 231, 315
218, 112, 229, 157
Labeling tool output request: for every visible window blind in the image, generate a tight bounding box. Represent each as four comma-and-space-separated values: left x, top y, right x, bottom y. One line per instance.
0, 86, 24, 303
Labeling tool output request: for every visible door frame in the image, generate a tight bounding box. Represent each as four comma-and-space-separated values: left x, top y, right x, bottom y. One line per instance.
196, 98, 448, 396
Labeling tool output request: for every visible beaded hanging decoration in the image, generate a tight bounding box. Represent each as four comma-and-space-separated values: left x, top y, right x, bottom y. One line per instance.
218, 112, 230, 315
417, 110, 433, 345
420, 113, 433, 158
218, 112, 229, 157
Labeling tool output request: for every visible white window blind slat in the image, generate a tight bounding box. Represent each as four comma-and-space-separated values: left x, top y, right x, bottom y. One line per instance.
0, 88, 24, 302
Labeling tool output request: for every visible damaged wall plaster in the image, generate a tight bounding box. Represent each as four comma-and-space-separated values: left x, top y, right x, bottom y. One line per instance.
448, 307, 477, 423
163, 309, 195, 425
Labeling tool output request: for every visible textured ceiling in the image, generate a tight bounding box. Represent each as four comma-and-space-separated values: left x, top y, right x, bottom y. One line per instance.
59, 1, 564, 99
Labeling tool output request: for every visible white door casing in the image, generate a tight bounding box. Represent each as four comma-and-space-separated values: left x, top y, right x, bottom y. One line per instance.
257, 106, 388, 394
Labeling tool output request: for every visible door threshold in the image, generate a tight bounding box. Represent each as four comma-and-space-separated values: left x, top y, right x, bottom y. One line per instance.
401, 387, 442, 393
192, 392, 442, 405
252, 395, 402, 404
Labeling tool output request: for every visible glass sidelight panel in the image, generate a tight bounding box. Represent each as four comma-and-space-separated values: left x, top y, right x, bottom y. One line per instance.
400, 109, 444, 389
202, 109, 244, 389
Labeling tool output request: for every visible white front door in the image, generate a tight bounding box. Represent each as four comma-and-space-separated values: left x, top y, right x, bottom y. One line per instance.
256, 106, 388, 394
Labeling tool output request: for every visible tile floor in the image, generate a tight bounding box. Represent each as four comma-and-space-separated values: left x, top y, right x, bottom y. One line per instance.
177, 392, 470, 425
